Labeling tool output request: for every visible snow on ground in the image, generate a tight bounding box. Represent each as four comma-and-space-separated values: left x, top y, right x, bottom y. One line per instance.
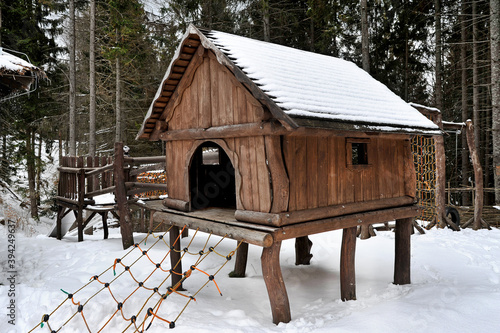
1, 221, 500, 333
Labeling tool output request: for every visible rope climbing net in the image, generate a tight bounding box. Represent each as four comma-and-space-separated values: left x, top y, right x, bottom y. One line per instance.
411, 135, 437, 223
28, 223, 242, 332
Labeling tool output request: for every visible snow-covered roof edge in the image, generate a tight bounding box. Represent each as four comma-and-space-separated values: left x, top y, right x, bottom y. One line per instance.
0, 48, 46, 79
138, 26, 441, 140
408, 102, 441, 113
136, 28, 194, 139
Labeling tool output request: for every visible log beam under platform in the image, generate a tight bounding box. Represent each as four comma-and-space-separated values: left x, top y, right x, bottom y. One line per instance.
142, 201, 420, 325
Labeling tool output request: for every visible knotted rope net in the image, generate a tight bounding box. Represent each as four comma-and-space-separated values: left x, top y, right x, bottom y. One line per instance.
28, 223, 242, 332
411, 135, 436, 223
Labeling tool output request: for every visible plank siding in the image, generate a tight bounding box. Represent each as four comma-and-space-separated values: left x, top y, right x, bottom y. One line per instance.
198, 58, 212, 128
160, 47, 410, 215
306, 136, 318, 209
168, 54, 267, 131
283, 135, 408, 212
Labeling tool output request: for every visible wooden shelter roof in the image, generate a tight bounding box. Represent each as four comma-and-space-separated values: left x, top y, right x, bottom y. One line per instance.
0, 48, 46, 99
138, 25, 440, 140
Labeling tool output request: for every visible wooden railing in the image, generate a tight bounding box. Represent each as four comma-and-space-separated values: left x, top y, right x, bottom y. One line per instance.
55, 143, 166, 244
57, 155, 166, 207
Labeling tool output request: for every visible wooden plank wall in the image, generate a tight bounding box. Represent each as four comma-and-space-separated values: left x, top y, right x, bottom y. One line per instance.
228, 137, 271, 213
166, 136, 272, 213
168, 54, 266, 131
283, 136, 408, 211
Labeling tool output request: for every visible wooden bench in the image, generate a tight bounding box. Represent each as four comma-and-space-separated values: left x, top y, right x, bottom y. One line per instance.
144, 200, 418, 324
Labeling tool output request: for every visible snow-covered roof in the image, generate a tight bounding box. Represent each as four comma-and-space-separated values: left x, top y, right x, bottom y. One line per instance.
138, 25, 440, 139
0, 48, 40, 75
408, 102, 441, 113
0, 48, 46, 98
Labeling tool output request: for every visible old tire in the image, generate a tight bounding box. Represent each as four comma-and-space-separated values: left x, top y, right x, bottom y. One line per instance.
445, 206, 460, 229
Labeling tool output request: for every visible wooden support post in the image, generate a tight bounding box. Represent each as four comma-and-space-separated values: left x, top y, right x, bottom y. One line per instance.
340, 226, 357, 301
394, 217, 412, 285
77, 157, 85, 242
261, 240, 291, 324
149, 211, 155, 231
140, 207, 145, 232
114, 142, 134, 249
229, 242, 248, 277
169, 226, 183, 289
101, 212, 109, 239
434, 135, 447, 228
462, 120, 490, 230
56, 205, 64, 240
295, 236, 313, 265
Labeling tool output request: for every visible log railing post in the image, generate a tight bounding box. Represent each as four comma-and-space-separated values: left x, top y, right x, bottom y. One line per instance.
114, 142, 134, 249
77, 157, 85, 242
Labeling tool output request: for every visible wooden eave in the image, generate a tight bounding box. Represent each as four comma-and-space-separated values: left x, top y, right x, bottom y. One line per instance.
138, 25, 298, 141
139, 25, 438, 140
291, 117, 442, 137
138, 34, 202, 140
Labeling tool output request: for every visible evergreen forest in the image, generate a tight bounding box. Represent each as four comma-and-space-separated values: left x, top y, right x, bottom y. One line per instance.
0, 0, 499, 218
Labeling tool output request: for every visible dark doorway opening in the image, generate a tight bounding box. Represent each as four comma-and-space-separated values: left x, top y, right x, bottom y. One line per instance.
189, 142, 236, 210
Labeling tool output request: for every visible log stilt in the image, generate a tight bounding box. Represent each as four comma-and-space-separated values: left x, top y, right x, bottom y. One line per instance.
56, 206, 65, 240
340, 226, 357, 301
295, 236, 313, 265
102, 212, 109, 239
394, 217, 412, 285
229, 242, 248, 277
169, 226, 183, 289
261, 241, 291, 324
77, 209, 83, 242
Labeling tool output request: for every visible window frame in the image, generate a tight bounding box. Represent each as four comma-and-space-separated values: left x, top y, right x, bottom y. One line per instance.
346, 138, 371, 169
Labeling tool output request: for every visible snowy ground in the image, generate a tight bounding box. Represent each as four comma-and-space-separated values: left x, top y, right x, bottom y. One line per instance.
1, 218, 500, 333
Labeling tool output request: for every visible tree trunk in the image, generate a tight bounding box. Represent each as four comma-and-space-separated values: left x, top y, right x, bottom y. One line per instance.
68, 0, 76, 156
115, 53, 122, 143
361, 0, 370, 73
465, 120, 483, 230
472, 1, 480, 151
89, 0, 96, 157
1, 134, 6, 181
435, 0, 442, 111
26, 128, 38, 219
491, 0, 500, 204
461, 0, 470, 205
36, 135, 42, 206
262, 0, 270, 42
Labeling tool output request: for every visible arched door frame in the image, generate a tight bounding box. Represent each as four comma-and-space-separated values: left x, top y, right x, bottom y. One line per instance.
184, 139, 244, 210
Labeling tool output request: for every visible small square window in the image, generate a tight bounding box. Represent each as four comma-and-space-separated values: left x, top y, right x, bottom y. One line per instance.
346, 138, 370, 167
351, 142, 368, 165
202, 147, 220, 165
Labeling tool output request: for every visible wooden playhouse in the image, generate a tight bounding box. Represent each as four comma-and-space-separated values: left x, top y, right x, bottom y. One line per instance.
137, 25, 441, 324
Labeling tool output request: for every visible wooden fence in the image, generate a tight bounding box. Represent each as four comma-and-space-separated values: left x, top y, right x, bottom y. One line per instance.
55, 148, 166, 242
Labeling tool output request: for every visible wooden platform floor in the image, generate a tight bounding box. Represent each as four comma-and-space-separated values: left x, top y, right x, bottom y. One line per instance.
142, 200, 278, 233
